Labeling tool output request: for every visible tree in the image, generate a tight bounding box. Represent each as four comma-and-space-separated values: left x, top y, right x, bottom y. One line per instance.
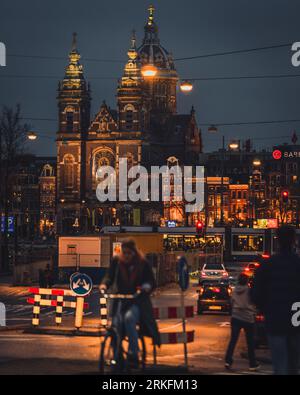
0, 105, 29, 272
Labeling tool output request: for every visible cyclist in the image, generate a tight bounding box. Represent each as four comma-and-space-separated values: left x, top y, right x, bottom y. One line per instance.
99, 239, 160, 368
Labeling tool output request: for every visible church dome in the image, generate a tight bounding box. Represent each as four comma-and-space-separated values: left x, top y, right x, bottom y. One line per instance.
137, 5, 177, 76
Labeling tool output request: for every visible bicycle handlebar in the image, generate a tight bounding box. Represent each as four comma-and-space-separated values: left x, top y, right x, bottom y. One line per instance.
100, 289, 141, 299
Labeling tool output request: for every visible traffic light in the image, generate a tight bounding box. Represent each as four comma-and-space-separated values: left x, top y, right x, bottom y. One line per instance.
196, 220, 205, 236
282, 190, 289, 204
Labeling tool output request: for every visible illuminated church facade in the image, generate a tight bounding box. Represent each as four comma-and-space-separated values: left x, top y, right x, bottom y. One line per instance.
56, 6, 202, 233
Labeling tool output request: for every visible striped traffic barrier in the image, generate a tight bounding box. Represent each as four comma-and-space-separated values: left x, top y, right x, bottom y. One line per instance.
99, 294, 108, 328
152, 302, 195, 367
153, 306, 194, 320
28, 288, 89, 327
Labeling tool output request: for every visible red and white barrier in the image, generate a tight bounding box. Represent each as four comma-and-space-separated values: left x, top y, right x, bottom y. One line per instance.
27, 287, 89, 327
153, 306, 194, 320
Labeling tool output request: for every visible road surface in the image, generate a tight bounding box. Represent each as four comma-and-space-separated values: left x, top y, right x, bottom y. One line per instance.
0, 281, 272, 375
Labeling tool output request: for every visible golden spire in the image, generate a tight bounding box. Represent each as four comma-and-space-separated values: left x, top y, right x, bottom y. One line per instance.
71, 32, 77, 52
127, 30, 137, 60
148, 4, 155, 26
64, 33, 83, 84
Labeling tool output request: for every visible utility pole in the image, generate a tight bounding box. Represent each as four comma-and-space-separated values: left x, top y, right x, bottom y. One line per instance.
220, 135, 225, 226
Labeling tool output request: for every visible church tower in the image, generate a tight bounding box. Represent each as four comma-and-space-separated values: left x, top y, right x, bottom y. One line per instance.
117, 32, 148, 133
56, 33, 91, 232
138, 5, 178, 116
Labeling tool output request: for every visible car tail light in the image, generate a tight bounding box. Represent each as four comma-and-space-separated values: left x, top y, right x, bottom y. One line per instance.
201, 271, 207, 277
222, 271, 229, 277
262, 253, 270, 259
256, 314, 265, 322
212, 287, 220, 293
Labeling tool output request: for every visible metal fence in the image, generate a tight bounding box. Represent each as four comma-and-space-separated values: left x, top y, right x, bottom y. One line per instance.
58, 253, 111, 270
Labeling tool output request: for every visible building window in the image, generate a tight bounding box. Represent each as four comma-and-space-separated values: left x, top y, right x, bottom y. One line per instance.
232, 235, 264, 253
126, 110, 133, 129
63, 155, 75, 189
41, 164, 54, 177
66, 111, 74, 133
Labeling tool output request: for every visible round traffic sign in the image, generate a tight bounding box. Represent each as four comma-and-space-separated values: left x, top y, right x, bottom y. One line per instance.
272, 149, 282, 160
70, 273, 93, 297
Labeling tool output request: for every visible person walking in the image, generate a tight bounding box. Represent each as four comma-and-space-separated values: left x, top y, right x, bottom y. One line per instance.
252, 226, 300, 375
99, 239, 160, 368
225, 273, 259, 371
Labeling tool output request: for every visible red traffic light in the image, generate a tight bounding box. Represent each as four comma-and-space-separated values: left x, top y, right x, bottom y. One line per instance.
196, 220, 205, 235
282, 190, 289, 203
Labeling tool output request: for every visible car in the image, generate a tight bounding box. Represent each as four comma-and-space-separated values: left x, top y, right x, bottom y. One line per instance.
199, 263, 229, 284
197, 282, 232, 314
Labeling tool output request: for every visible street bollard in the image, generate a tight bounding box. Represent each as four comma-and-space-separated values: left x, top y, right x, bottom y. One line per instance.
75, 296, 85, 329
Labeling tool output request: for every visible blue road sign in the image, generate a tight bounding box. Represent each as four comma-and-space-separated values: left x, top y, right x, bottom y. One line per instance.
70, 273, 93, 297
1, 216, 14, 233
177, 256, 189, 291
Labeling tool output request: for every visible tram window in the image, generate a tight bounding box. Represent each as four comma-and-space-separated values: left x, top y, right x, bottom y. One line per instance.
233, 235, 263, 252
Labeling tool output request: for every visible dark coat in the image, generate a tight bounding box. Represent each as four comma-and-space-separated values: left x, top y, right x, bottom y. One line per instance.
101, 256, 161, 345
252, 251, 300, 335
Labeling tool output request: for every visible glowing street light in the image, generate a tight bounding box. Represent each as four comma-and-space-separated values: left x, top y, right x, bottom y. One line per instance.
229, 141, 239, 150
27, 131, 37, 141
180, 80, 193, 93
253, 159, 261, 167
141, 64, 158, 78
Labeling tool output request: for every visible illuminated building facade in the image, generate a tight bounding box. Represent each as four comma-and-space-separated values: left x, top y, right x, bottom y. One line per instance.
56, 6, 202, 233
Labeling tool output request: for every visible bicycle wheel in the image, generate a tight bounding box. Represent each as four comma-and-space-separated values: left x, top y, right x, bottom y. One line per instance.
99, 328, 124, 374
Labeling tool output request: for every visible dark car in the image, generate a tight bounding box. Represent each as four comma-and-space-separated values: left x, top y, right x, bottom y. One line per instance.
197, 282, 232, 314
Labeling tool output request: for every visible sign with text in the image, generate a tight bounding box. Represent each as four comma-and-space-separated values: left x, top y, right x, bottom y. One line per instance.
1, 216, 14, 233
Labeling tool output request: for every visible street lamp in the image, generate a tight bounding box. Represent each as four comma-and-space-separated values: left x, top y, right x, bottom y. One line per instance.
180, 80, 193, 93
141, 64, 158, 78
253, 159, 261, 167
27, 131, 37, 141
229, 141, 239, 150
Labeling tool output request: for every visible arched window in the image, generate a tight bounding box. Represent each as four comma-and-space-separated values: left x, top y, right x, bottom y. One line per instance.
41, 164, 54, 177
65, 106, 75, 133
124, 105, 135, 130
63, 154, 75, 189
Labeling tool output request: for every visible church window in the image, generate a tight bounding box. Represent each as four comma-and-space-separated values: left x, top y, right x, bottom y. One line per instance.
63, 154, 75, 189
66, 110, 74, 132
124, 105, 135, 130
126, 110, 133, 129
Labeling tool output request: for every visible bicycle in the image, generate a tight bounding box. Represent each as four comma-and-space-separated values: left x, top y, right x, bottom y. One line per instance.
99, 289, 147, 373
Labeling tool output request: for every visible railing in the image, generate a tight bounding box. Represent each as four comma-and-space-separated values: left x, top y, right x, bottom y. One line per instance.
58, 253, 111, 270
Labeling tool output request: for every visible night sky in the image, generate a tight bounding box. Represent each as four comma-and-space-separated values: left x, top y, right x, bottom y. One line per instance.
0, 0, 300, 156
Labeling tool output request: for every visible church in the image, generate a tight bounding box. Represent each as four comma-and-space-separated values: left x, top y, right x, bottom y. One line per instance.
56, 5, 202, 234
